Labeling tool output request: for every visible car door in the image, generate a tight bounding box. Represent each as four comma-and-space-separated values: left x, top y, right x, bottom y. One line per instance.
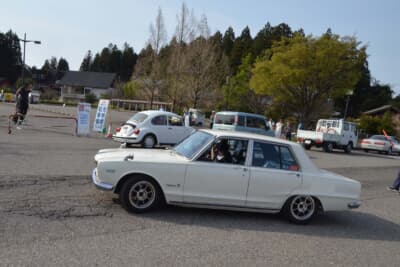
246, 140, 302, 210
183, 138, 250, 207
167, 115, 191, 144
340, 122, 351, 145
150, 115, 168, 143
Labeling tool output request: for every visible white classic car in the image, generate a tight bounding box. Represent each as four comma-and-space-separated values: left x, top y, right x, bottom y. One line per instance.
113, 110, 194, 148
93, 130, 361, 224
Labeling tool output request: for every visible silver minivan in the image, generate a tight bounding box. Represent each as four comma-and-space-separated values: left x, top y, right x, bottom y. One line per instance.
212, 111, 274, 136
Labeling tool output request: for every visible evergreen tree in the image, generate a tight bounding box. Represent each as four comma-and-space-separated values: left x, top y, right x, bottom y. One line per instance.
0, 30, 22, 84
79, 50, 93, 71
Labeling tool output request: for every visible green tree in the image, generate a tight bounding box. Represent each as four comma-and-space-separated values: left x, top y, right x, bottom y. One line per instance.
250, 32, 366, 126
222, 54, 266, 113
221, 27, 235, 57
0, 30, 22, 84
80, 50, 93, 71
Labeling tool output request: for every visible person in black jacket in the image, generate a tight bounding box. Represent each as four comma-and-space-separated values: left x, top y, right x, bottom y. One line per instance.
13, 82, 32, 124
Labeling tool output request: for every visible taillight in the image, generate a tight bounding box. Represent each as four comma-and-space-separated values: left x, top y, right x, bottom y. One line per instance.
361, 139, 370, 144
374, 141, 385, 145
116, 127, 121, 132
133, 128, 140, 135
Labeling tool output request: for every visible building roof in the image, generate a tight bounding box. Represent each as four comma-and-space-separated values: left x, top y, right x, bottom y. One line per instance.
363, 105, 400, 115
57, 71, 116, 89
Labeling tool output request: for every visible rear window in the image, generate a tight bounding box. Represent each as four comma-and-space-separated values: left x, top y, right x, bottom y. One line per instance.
371, 135, 385, 140
129, 113, 148, 123
215, 114, 235, 125
246, 116, 266, 129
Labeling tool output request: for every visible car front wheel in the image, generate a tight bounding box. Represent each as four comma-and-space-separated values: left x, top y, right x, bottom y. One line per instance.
284, 195, 317, 224
120, 176, 163, 213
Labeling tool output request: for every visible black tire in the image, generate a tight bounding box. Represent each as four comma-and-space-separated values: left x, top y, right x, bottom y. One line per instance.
120, 176, 163, 213
344, 142, 352, 154
283, 195, 317, 225
142, 134, 156, 148
303, 143, 311, 150
323, 142, 333, 153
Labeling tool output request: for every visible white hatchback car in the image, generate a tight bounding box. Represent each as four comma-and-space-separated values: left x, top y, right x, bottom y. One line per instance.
94, 130, 361, 224
113, 110, 194, 148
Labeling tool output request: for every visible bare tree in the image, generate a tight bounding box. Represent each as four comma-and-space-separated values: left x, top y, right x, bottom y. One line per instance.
133, 8, 167, 109
166, 2, 198, 111
181, 15, 227, 108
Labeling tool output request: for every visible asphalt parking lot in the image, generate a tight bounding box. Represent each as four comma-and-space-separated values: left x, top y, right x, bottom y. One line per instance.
1, 102, 399, 266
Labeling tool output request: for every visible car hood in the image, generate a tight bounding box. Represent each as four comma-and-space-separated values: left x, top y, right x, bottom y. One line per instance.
94, 148, 188, 163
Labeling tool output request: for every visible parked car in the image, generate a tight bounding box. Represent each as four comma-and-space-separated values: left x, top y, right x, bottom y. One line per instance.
93, 129, 361, 224
188, 108, 205, 126
360, 135, 400, 155
112, 110, 194, 148
212, 111, 274, 137
4, 93, 16, 102
297, 119, 358, 153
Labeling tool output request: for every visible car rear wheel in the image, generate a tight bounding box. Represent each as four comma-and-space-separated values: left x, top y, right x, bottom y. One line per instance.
120, 176, 162, 213
142, 135, 156, 148
284, 195, 316, 224
303, 143, 311, 150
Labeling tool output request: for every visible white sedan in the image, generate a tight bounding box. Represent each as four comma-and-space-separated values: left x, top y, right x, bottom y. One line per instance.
113, 110, 194, 148
360, 135, 400, 155
93, 130, 361, 224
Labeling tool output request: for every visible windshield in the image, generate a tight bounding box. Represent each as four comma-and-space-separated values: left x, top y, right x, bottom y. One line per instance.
128, 113, 148, 124
173, 131, 214, 159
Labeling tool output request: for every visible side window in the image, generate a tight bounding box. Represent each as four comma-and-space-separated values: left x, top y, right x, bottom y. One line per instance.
252, 142, 281, 169
151, 115, 167, 126
237, 115, 245, 126
168, 115, 183, 126
246, 116, 266, 129
343, 122, 349, 131
279, 146, 299, 171
197, 138, 248, 165
252, 142, 299, 171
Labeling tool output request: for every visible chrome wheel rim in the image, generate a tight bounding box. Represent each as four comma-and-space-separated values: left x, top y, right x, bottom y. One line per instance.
128, 181, 156, 209
290, 195, 315, 221
144, 136, 155, 148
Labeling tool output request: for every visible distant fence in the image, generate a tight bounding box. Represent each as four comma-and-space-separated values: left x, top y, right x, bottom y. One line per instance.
110, 99, 172, 112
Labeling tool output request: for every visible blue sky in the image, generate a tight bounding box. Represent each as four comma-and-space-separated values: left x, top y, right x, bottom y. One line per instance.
1, 0, 399, 94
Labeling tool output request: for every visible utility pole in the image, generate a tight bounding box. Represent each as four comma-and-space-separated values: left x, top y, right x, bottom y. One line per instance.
19, 33, 41, 85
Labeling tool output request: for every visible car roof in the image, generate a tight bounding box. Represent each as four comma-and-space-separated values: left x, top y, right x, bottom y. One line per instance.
138, 110, 181, 117
215, 111, 266, 119
200, 129, 296, 146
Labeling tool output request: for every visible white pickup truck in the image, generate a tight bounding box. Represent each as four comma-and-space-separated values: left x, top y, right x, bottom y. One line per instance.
297, 119, 358, 153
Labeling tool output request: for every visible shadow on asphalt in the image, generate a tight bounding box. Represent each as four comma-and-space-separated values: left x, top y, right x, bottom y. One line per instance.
133, 206, 400, 242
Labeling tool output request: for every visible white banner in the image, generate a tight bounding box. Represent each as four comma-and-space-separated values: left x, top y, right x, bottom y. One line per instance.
93, 99, 110, 132
77, 103, 91, 136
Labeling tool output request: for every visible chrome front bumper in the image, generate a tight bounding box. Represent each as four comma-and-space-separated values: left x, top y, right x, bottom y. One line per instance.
92, 168, 113, 191
347, 200, 361, 209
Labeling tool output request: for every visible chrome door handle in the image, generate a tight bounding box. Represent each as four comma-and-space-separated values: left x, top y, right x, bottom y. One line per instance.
288, 172, 300, 177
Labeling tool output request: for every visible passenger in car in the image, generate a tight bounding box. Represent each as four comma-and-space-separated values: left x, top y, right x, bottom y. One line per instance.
213, 139, 233, 163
